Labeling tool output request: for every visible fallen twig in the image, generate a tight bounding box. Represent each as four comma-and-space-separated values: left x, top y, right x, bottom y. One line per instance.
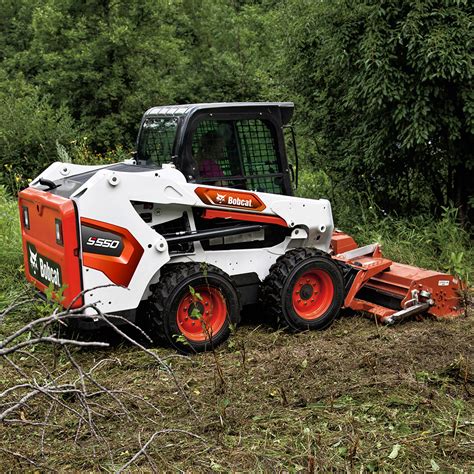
116, 429, 205, 473
0, 299, 36, 322
0, 446, 51, 470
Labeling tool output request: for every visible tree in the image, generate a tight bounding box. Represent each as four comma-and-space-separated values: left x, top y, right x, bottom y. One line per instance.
0, 0, 279, 152
281, 0, 473, 223
2, 0, 193, 148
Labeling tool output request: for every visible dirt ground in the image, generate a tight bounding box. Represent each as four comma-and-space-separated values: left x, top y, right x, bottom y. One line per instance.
0, 309, 472, 472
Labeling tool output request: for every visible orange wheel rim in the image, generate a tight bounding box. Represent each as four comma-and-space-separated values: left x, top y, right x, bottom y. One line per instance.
291, 269, 334, 320
176, 285, 227, 342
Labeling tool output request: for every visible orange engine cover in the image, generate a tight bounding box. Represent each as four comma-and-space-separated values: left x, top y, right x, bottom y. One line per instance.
18, 187, 83, 308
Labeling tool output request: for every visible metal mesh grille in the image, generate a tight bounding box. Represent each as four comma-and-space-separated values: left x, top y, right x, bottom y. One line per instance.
237, 119, 282, 193
237, 120, 280, 174
192, 121, 237, 177
138, 117, 178, 166
192, 119, 285, 194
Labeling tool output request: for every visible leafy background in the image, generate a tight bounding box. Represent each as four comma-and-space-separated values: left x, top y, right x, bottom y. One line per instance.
0, 0, 472, 225
0, 1, 473, 471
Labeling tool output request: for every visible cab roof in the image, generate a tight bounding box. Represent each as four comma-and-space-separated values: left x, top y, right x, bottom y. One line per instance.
143, 102, 294, 125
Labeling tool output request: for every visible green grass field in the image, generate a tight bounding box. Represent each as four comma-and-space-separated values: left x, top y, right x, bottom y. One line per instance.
0, 186, 472, 471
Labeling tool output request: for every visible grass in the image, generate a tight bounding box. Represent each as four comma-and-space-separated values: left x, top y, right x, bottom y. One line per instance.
1, 315, 472, 471
348, 205, 473, 281
297, 171, 474, 280
0, 186, 28, 311
0, 186, 472, 471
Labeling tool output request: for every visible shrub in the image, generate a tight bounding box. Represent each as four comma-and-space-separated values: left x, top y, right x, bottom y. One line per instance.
0, 78, 78, 192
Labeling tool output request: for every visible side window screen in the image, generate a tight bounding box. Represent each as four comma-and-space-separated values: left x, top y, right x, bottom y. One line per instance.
237, 120, 279, 174
191, 118, 284, 194
138, 117, 178, 166
192, 121, 237, 178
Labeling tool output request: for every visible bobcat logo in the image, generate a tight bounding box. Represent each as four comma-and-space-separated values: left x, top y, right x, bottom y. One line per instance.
29, 247, 38, 273
216, 193, 226, 204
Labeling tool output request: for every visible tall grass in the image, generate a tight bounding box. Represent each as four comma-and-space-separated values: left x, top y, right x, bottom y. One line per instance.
0, 186, 21, 263
0, 185, 24, 306
349, 205, 473, 282
297, 174, 473, 283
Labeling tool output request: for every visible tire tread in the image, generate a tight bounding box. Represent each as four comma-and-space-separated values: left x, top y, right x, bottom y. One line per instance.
260, 248, 343, 330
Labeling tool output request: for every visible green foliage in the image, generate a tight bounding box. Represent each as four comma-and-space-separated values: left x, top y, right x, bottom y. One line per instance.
281, 0, 473, 223
44, 281, 67, 305
0, 0, 283, 193
0, 76, 78, 189
0, 0, 472, 227
0, 185, 25, 310
348, 203, 473, 281
0, 0, 278, 152
188, 285, 204, 320
296, 168, 333, 201
0, 185, 22, 271
296, 165, 473, 283
67, 138, 131, 166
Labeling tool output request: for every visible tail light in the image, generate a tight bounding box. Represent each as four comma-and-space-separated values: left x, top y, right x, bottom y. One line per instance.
55, 218, 63, 246
22, 206, 30, 230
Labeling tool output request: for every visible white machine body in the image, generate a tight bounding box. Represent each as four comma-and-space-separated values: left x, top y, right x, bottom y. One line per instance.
32, 161, 333, 315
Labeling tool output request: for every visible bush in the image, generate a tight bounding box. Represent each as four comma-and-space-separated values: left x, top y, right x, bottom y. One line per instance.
347, 204, 473, 283
0, 78, 78, 192
296, 168, 332, 201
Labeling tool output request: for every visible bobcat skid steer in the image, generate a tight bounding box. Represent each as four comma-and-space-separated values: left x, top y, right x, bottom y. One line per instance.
18, 103, 463, 352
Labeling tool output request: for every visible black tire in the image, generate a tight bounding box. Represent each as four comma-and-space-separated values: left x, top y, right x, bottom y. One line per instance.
261, 248, 344, 331
146, 263, 240, 353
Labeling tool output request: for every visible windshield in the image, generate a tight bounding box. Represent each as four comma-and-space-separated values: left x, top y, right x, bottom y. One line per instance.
137, 117, 178, 166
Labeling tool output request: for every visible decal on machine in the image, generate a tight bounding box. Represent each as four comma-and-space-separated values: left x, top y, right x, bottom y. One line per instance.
195, 187, 266, 212
80, 217, 144, 287
81, 225, 124, 256
27, 242, 62, 288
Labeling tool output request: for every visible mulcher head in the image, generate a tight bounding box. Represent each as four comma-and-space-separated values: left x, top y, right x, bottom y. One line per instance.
331, 232, 464, 324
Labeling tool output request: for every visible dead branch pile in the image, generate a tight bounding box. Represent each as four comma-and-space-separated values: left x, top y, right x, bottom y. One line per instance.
0, 295, 199, 470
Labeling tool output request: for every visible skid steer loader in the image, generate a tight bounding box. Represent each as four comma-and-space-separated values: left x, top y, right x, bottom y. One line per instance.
18, 102, 463, 352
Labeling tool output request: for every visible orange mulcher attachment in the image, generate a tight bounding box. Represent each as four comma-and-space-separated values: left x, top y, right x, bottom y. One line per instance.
330, 231, 464, 324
